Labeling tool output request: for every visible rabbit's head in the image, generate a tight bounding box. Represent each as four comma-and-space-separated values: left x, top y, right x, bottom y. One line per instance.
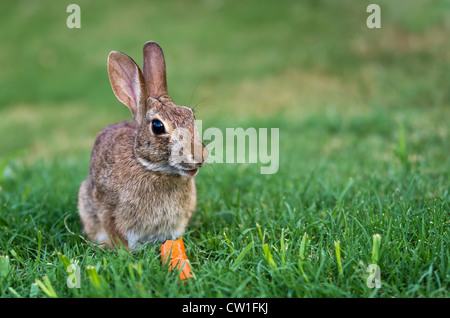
107, 42, 208, 177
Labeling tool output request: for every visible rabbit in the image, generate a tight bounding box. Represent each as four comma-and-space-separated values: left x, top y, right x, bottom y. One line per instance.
78, 41, 208, 249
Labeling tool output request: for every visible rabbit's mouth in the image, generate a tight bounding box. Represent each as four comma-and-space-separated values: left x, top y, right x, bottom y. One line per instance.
175, 162, 204, 177
182, 168, 198, 177
137, 157, 200, 177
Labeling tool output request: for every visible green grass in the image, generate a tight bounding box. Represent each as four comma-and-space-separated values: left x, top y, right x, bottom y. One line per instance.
0, 0, 449, 298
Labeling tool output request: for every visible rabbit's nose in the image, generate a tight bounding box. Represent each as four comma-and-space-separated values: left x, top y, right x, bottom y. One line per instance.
190, 142, 208, 165
191, 157, 205, 167
197, 161, 205, 168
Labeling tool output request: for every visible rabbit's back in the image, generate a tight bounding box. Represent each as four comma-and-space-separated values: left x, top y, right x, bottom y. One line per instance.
89, 120, 136, 200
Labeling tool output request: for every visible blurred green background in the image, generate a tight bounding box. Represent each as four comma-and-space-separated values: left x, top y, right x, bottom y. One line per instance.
1, 0, 448, 162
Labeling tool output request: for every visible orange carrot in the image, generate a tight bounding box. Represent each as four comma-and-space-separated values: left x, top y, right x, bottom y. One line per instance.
160, 238, 193, 280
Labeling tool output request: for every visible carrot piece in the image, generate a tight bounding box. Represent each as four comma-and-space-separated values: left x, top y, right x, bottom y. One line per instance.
160, 238, 193, 280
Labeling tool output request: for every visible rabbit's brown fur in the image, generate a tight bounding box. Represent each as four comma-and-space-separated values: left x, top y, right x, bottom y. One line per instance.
78, 42, 207, 249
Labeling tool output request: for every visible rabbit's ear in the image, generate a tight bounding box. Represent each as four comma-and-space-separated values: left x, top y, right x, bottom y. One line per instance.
142, 41, 169, 99
107, 51, 145, 119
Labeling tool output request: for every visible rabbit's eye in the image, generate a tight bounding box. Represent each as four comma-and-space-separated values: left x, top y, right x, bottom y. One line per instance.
151, 119, 165, 135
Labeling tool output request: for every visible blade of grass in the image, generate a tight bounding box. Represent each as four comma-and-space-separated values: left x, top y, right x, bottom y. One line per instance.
0, 255, 10, 279
280, 228, 286, 267
35, 276, 58, 298
334, 240, 343, 277
333, 178, 354, 217
86, 265, 102, 288
256, 223, 264, 244
372, 234, 382, 265
232, 241, 254, 270
128, 263, 136, 281
263, 244, 277, 270
57, 252, 71, 271
8, 287, 22, 298
36, 230, 42, 267
298, 233, 310, 282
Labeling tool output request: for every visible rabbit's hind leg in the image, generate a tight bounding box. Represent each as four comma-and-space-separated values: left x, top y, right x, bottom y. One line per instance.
78, 180, 104, 243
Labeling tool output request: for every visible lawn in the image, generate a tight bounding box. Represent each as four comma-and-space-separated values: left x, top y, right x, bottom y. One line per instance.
0, 0, 449, 298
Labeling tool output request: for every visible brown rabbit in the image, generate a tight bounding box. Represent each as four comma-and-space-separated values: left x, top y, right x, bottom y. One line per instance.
78, 41, 208, 249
